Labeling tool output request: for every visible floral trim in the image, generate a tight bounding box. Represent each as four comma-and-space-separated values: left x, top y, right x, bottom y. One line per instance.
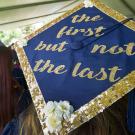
44, 101, 74, 134
17, 38, 28, 48
84, 0, 94, 8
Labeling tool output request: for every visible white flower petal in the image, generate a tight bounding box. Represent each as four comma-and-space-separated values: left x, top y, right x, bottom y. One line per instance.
84, 0, 94, 8
43, 128, 49, 135
45, 101, 74, 134
58, 101, 70, 112
45, 115, 62, 133
17, 38, 28, 48
54, 108, 63, 119
45, 101, 57, 116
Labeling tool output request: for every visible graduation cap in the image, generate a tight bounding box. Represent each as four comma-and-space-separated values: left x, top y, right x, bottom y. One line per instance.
13, 0, 135, 134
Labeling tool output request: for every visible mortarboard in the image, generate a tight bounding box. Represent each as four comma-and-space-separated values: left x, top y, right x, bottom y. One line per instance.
13, 0, 135, 134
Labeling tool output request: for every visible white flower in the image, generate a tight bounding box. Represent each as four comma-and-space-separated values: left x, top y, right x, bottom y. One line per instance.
45, 101, 57, 116
84, 0, 94, 8
10, 38, 18, 45
54, 107, 63, 119
17, 38, 28, 48
43, 128, 49, 135
63, 110, 72, 119
57, 101, 74, 119
45, 115, 62, 133
44, 100, 74, 134
57, 101, 73, 113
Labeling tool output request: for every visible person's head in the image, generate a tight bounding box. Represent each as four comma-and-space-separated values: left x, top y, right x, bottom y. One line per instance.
19, 104, 43, 135
0, 44, 20, 133
18, 96, 129, 135
69, 95, 130, 135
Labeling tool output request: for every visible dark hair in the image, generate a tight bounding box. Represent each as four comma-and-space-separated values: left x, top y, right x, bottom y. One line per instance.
0, 45, 21, 133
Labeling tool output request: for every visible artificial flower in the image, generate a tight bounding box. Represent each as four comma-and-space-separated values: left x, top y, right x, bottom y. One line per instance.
45, 114, 62, 133
44, 101, 57, 116
44, 100, 74, 134
84, 0, 94, 8
57, 101, 74, 113
17, 38, 28, 48
44, 128, 49, 135
57, 101, 74, 119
